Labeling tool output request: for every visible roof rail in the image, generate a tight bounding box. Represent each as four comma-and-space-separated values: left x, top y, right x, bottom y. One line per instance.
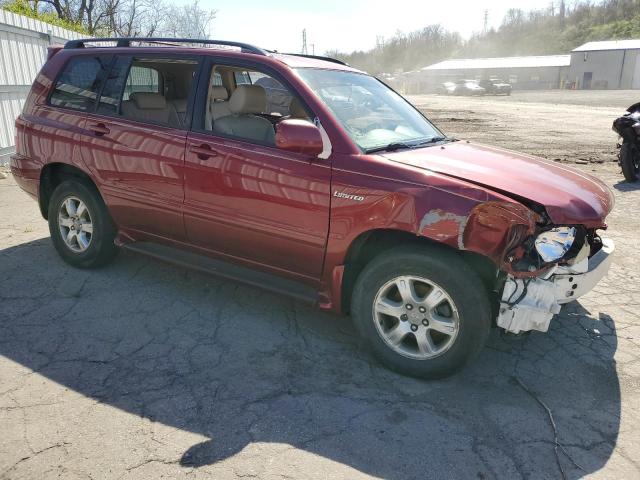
279, 53, 348, 66
64, 38, 268, 56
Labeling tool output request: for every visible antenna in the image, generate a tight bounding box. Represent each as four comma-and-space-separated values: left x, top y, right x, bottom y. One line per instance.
301, 29, 308, 55
483, 10, 489, 33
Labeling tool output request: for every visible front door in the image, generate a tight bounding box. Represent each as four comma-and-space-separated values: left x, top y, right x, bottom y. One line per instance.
183, 60, 331, 282
583, 72, 593, 89
80, 54, 200, 241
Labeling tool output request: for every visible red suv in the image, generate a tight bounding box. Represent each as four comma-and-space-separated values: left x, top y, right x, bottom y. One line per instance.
11, 38, 615, 378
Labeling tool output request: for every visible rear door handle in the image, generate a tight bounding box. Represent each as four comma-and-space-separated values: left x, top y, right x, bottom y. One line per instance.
189, 144, 218, 160
88, 123, 110, 136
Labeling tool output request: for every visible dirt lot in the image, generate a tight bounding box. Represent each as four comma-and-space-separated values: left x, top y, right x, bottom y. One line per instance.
1, 91, 640, 480
408, 90, 634, 164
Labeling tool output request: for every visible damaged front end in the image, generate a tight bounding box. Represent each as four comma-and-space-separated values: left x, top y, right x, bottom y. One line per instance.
496, 226, 615, 334
415, 191, 614, 335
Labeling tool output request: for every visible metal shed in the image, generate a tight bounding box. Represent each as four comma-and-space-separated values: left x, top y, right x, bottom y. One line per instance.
402, 55, 571, 94
0, 10, 84, 164
568, 39, 640, 89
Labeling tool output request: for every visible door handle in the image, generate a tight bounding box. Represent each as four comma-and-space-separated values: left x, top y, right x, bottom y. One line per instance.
88, 123, 110, 136
189, 144, 218, 160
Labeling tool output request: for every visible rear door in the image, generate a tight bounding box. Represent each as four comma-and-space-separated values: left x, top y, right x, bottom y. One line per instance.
80, 54, 201, 241
28, 53, 110, 179
183, 58, 332, 282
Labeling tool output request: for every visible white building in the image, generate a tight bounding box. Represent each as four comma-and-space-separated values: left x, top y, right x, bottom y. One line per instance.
568, 39, 640, 89
401, 55, 571, 93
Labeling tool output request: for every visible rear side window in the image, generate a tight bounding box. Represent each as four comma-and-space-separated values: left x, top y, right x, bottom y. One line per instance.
96, 56, 199, 129
124, 65, 160, 100
49, 56, 106, 111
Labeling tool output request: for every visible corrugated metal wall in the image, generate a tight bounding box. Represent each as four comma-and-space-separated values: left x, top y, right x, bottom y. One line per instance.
0, 10, 84, 164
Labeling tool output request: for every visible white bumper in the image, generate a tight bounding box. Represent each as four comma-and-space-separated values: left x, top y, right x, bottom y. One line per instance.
496, 238, 615, 334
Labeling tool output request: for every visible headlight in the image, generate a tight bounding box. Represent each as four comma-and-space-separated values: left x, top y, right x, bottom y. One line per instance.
535, 227, 577, 262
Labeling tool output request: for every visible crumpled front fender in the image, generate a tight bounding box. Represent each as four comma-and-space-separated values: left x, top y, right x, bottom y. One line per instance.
417, 200, 541, 276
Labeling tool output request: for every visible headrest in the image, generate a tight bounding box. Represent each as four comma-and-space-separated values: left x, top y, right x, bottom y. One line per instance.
229, 85, 266, 115
211, 86, 229, 101
289, 97, 307, 118
130, 92, 167, 109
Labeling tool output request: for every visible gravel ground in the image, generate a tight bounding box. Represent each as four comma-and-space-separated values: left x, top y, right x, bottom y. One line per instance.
1, 91, 640, 479
408, 90, 632, 164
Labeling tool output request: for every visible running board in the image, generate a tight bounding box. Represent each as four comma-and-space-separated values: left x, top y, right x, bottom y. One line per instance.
121, 241, 318, 304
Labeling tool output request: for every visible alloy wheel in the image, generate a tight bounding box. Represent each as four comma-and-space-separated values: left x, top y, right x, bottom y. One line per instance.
58, 196, 93, 253
372, 275, 460, 360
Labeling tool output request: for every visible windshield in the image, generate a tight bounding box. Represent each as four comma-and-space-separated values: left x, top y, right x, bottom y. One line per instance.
295, 68, 443, 152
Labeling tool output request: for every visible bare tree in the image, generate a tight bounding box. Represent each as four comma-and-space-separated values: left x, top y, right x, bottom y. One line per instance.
105, 0, 167, 36
4, 0, 216, 37
162, 1, 217, 39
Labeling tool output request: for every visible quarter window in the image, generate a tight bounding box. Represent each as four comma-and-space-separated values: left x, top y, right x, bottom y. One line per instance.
49, 56, 108, 111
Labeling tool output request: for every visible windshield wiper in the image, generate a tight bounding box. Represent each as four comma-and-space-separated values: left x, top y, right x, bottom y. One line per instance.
365, 142, 415, 154
414, 136, 450, 146
365, 137, 452, 154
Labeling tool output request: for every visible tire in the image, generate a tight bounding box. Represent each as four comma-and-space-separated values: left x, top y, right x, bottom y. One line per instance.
620, 142, 640, 182
351, 245, 491, 379
48, 179, 118, 268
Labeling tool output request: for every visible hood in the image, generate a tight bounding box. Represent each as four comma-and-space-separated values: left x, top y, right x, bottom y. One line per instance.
383, 142, 614, 228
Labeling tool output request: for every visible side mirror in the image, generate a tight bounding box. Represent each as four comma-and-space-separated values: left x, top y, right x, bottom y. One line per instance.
275, 119, 324, 157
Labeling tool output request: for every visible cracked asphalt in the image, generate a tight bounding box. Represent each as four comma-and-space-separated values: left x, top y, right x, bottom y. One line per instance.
1, 91, 640, 479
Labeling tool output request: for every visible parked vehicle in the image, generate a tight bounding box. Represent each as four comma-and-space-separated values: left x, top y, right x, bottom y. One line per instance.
438, 81, 456, 95
11, 38, 615, 379
612, 102, 640, 182
451, 79, 486, 96
439, 80, 485, 96
479, 79, 512, 96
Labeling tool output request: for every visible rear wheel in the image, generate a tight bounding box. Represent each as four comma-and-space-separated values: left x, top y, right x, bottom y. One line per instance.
351, 245, 491, 379
48, 180, 118, 268
620, 142, 640, 182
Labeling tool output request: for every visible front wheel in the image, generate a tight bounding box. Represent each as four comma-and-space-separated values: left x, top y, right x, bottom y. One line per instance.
620, 142, 640, 182
351, 245, 491, 379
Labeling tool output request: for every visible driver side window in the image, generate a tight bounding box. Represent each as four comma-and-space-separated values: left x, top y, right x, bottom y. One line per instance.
202, 64, 311, 146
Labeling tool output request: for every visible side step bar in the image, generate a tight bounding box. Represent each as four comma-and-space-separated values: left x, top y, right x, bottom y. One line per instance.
121, 241, 318, 304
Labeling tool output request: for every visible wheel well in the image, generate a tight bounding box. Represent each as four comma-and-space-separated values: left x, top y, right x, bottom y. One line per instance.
39, 163, 97, 219
340, 229, 499, 314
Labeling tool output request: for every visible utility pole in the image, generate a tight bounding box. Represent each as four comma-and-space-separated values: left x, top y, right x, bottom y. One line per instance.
301, 29, 308, 55
311, 43, 315, 55
483, 10, 489, 33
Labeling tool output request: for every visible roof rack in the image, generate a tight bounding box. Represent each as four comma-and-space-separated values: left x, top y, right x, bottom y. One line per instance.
280, 53, 348, 66
64, 38, 268, 56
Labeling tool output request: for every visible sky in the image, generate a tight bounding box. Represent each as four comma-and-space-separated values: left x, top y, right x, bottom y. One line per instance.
181, 0, 553, 54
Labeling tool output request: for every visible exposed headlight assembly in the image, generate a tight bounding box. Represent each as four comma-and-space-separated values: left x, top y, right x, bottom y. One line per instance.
534, 227, 577, 263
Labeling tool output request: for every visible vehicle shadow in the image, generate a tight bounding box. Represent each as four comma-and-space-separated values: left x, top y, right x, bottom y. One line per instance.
613, 179, 640, 191
0, 238, 621, 479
